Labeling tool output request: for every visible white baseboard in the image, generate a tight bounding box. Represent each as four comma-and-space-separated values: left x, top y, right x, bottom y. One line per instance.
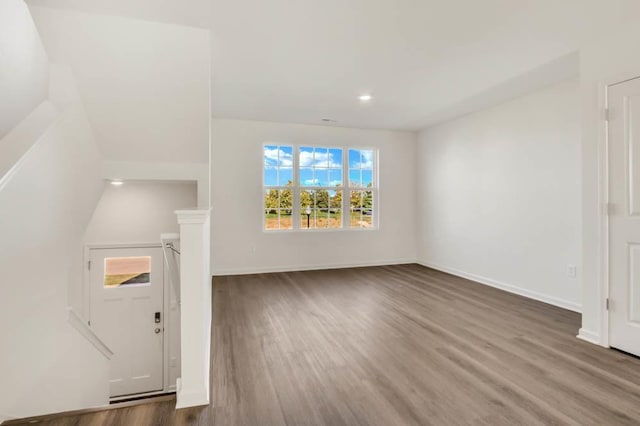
175, 379, 209, 409
417, 260, 582, 313
212, 258, 416, 276
577, 328, 603, 346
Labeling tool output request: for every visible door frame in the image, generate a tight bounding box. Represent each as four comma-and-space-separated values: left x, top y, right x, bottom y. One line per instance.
84, 242, 174, 400
593, 73, 640, 349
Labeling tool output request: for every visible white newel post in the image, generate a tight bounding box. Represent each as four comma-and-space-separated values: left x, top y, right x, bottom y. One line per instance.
175, 209, 212, 409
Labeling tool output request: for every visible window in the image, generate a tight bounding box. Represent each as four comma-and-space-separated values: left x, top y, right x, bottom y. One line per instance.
264, 145, 377, 231
104, 256, 151, 287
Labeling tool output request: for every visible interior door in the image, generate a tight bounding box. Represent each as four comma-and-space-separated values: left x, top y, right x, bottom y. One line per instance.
608, 77, 640, 357
90, 246, 164, 397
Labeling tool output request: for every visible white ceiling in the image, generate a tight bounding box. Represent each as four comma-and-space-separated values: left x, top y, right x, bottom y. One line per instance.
26, 0, 640, 131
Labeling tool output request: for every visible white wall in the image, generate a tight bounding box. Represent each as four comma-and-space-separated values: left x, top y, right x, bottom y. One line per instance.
0, 101, 109, 420
28, 5, 211, 165
0, 0, 49, 139
416, 79, 582, 311
101, 161, 209, 208
579, 18, 640, 345
211, 118, 417, 274
84, 181, 197, 245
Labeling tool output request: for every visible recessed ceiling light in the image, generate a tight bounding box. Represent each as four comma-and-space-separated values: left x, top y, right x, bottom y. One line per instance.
110, 180, 124, 186
359, 94, 373, 102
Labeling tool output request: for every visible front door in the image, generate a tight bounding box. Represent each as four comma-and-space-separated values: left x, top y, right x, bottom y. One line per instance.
608, 77, 640, 357
90, 246, 164, 397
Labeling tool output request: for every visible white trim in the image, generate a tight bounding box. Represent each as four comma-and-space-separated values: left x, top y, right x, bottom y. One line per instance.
67, 307, 113, 360
175, 379, 209, 409
212, 258, 416, 276
598, 80, 611, 348
417, 261, 582, 313
175, 209, 211, 225
577, 328, 603, 346
597, 75, 640, 349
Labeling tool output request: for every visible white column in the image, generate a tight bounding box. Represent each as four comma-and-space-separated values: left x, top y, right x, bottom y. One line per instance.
174, 209, 211, 409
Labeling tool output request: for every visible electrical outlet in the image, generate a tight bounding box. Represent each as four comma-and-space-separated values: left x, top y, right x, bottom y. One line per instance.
567, 264, 577, 278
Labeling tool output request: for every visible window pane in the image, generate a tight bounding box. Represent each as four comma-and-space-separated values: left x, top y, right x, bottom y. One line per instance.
280, 210, 293, 230
264, 167, 277, 187
314, 147, 329, 167
360, 150, 374, 169
349, 149, 361, 169
301, 189, 314, 210
329, 148, 343, 168
362, 169, 373, 188
264, 210, 278, 230
350, 190, 374, 228
315, 169, 329, 187
329, 190, 342, 209
104, 256, 151, 287
299, 147, 314, 167
265, 189, 278, 212
363, 190, 373, 210
315, 189, 329, 208
318, 209, 330, 228
300, 168, 314, 186
279, 146, 293, 167
329, 210, 342, 228
279, 168, 293, 186
350, 190, 363, 210
329, 169, 342, 187
362, 210, 373, 227
301, 190, 315, 229
279, 189, 293, 211
264, 145, 278, 166
349, 169, 362, 187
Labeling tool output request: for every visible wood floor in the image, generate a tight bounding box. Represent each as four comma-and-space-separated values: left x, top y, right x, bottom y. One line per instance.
15, 264, 640, 425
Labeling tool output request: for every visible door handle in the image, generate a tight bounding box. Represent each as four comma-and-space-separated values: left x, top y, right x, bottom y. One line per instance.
155, 328, 161, 334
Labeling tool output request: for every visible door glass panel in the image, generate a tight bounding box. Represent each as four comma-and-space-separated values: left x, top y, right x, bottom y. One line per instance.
104, 256, 151, 287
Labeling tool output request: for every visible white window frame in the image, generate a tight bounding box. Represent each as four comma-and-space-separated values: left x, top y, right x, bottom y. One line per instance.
263, 144, 378, 232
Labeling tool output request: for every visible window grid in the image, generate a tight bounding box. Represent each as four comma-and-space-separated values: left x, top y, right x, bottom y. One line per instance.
264, 145, 377, 231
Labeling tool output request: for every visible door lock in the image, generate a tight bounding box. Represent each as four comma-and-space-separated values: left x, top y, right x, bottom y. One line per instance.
155, 328, 161, 334
155, 312, 161, 323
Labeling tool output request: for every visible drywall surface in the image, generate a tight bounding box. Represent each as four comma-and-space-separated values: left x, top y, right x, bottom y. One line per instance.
210, 118, 417, 274
0, 0, 49, 139
84, 181, 197, 245
102, 160, 209, 208
0, 102, 109, 419
579, 18, 640, 344
417, 79, 582, 311
28, 5, 210, 164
